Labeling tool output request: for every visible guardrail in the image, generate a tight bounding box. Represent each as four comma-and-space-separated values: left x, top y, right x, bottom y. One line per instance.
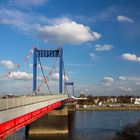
0, 95, 68, 111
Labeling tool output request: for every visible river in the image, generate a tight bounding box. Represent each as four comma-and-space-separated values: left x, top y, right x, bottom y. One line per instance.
6, 111, 140, 140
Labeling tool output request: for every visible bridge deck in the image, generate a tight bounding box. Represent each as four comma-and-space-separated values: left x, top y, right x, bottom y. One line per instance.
0, 95, 67, 111
0, 95, 68, 139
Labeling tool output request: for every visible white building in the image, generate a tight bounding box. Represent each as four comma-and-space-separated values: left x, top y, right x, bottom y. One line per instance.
134, 98, 140, 105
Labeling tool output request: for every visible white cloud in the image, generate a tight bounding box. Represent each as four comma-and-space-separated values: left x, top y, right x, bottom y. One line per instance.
51, 72, 59, 81
117, 76, 140, 83
0, 8, 34, 32
0, 60, 15, 69
0, 8, 49, 33
89, 53, 96, 60
122, 53, 140, 62
51, 72, 69, 81
8, 71, 45, 81
103, 77, 114, 85
119, 86, 132, 92
118, 76, 126, 81
135, 82, 140, 86
95, 44, 113, 51
117, 15, 134, 23
124, 77, 140, 83
76, 82, 137, 96
9, 71, 33, 80
38, 21, 101, 45
48, 17, 72, 25
0, 7, 101, 45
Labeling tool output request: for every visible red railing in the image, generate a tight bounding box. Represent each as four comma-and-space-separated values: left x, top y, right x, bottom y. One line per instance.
0, 101, 62, 139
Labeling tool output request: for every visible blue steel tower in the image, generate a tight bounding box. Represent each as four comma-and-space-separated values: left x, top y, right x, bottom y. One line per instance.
33, 48, 63, 95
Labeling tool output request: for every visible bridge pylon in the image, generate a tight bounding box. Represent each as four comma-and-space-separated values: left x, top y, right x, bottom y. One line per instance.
33, 47, 63, 95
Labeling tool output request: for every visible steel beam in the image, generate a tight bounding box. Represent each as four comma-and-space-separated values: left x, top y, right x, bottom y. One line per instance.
33, 48, 63, 94
33, 48, 37, 95
59, 48, 63, 94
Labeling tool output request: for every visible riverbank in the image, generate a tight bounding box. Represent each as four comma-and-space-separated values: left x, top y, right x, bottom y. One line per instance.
76, 105, 140, 111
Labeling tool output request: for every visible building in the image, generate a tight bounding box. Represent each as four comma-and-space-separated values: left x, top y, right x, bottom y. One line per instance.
134, 98, 140, 105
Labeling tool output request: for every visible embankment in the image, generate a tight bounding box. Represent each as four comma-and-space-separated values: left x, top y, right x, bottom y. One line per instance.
76, 106, 140, 111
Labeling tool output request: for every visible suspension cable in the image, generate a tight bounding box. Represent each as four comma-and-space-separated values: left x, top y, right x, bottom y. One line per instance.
62, 59, 68, 95
0, 48, 34, 80
37, 57, 52, 95
38, 48, 61, 93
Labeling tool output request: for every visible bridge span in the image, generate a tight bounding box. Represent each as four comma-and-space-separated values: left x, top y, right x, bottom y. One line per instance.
0, 47, 76, 139
0, 95, 68, 139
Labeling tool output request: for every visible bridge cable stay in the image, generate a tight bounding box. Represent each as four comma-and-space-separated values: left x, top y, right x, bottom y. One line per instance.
22, 54, 30, 95
18, 49, 34, 95
48, 48, 61, 94
27, 56, 30, 95
37, 56, 52, 95
51, 50, 59, 94
62, 58, 75, 96
0, 46, 65, 95
31, 47, 59, 95
62, 59, 68, 95
27, 52, 33, 95
54, 60, 58, 94
0, 48, 34, 95
47, 49, 59, 94
30, 51, 34, 95
1, 48, 33, 78
0, 47, 62, 96
37, 60, 42, 95
19, 49, 34, 95
35, 47, 62, 95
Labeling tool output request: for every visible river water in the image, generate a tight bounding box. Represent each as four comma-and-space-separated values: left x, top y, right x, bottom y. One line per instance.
6, 111, 140, 140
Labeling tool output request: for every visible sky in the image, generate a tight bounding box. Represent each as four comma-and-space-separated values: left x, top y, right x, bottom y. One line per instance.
0, 0, 140, 96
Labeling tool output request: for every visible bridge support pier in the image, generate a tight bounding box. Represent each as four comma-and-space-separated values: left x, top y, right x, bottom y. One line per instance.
27, 107, 68, 137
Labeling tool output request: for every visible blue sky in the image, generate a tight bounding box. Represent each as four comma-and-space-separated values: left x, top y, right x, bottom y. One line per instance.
0, 0, 140, 96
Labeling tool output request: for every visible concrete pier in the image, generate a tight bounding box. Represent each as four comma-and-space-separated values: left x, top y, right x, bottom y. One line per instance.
28, 107, 68, 136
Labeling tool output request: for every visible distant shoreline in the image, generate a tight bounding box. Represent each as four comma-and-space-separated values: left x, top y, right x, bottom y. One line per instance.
75, 106, 140, 111
67, 105, 140, 111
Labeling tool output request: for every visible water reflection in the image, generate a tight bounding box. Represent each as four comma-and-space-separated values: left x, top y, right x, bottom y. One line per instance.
112, 120, 140, 140
6, 111, 140, 140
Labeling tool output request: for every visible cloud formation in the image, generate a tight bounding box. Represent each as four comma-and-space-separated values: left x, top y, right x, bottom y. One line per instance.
0, 60, 15, 69
0, 8, 35, 32
103, 77, 114, 85
118, 76, 126, 81
119, 86, 132, 92
89, 53, 96, 60
9, 71, 33, 80
118, 76, 140, 83
117, 15, 134, 23
48, 17, 72, 25
38, 21, 101, 45
122, 53, 140, 62
0, 7, 101, 45
95, 44, 113, 51
51, 72, 69, 81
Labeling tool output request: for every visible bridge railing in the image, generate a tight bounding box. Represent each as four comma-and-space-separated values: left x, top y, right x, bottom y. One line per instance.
0, 95, 67, 111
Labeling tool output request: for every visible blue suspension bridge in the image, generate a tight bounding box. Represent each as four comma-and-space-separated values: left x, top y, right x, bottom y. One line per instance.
0, 47, 75, 139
